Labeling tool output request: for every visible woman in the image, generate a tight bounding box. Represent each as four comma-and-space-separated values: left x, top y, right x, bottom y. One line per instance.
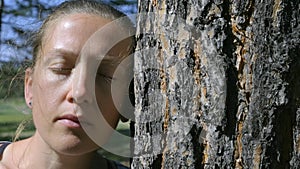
0, 0, 134, 168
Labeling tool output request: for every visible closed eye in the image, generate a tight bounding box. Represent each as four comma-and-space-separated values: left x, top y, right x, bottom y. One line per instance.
50, 67, 73, 75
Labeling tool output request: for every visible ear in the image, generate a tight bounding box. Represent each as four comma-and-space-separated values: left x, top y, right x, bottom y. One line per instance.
24, 68, 33, 108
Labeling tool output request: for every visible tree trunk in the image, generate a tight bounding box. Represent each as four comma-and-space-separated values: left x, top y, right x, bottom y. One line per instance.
0, 0, 3, 45
131, 0, 299, 168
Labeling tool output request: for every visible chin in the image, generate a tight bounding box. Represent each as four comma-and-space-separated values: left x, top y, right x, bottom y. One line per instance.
52, 134, 98, 156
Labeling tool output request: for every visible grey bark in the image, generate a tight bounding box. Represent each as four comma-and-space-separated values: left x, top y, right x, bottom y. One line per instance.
132, 0, 300, 168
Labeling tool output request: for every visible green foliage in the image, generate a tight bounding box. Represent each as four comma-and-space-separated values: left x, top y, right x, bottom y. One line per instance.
0, 97, 33, 141
0, 0, 137, 62
0, 97, 27, 114
0, 60, 27, 98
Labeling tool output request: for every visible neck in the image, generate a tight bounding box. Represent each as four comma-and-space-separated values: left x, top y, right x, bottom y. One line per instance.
11, 132, 107, 169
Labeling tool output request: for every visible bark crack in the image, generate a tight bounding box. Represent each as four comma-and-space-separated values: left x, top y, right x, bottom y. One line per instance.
230, 0, 255, 168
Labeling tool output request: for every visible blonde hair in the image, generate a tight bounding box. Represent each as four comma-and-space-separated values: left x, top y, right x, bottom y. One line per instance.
13, 118, 33, 142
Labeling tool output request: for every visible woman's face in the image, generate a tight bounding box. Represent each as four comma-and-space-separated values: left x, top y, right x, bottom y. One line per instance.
24, 13, 131, 155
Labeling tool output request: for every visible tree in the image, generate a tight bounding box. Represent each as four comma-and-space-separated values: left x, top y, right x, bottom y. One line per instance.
0, 0, 50, 62
0, 0, 4, 42
0, 0, 137, 63
131, 0, 299, 168
0, 0, 137, 99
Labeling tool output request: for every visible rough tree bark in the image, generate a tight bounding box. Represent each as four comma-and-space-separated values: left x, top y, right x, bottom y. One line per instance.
131, 0, 299, 168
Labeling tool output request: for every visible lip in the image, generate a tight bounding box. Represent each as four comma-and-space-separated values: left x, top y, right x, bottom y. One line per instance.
55, 114, 82, 128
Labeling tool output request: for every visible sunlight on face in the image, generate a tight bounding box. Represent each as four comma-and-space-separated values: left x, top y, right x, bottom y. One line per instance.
26, 13, 132, 155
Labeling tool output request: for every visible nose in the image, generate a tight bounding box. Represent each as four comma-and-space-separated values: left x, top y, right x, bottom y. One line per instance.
67, 64, 94, 104
73, 83, 93, 104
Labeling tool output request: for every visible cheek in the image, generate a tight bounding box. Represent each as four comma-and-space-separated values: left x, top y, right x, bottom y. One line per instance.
95, 85, 120, 128
31, 77, 69, 134
33, 80, 59, 108
31, 80, 56, 126
33, 68, 70, 100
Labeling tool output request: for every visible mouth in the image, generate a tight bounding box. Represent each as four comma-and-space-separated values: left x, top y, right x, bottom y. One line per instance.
55, 114, 82, 128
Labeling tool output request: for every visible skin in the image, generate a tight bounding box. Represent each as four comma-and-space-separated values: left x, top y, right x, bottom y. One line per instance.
0, 13, 131, 169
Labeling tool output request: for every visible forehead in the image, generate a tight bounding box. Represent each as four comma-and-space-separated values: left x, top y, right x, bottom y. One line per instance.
39, 13, 132, 65
43, 13, 112, 52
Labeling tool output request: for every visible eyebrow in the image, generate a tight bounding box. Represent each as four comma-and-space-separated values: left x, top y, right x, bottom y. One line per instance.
51, 49, 78, 58
42, 49, 77, 65
44, 48, 125, 66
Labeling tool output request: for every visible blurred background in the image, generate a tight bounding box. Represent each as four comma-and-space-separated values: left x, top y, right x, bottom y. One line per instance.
0, 0, 137, 166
